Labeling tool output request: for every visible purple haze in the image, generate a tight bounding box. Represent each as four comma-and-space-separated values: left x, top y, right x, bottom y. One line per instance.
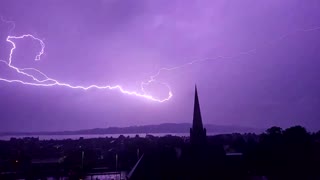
0, 0, 320, 132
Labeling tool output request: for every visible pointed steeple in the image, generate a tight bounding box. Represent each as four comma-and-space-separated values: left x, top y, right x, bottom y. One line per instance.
193, 85, 203, 130
190, 85, 206, 146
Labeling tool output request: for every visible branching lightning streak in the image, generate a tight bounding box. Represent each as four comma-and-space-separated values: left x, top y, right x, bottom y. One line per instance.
147, 26, 320, 83
0, 34, 173, 102
0, 18, 172, 102
0, 16, 319, 102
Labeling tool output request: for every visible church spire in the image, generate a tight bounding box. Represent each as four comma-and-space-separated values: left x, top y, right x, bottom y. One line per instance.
193, 85, 203, 130
190, 85, 206, 146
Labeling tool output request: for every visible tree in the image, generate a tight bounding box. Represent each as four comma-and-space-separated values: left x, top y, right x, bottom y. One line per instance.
283, 125, 309, 144
282, 126, 311, 177
266, 126, 282, 135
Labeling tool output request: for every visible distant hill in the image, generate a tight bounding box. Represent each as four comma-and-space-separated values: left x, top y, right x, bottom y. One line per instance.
0, 123, 263, 136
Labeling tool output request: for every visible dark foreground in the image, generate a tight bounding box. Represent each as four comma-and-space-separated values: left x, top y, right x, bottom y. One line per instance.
1, 126, 320, 180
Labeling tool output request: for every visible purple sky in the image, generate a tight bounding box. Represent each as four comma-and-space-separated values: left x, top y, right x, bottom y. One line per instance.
0, 0, 320, 132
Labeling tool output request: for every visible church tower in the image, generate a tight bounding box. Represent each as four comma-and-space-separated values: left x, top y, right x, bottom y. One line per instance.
190, 86, 207, 146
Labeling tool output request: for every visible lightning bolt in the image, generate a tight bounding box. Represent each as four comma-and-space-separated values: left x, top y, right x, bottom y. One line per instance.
147, 26, 320, 82
0, 18, 172, 102
1, 16, 320, 103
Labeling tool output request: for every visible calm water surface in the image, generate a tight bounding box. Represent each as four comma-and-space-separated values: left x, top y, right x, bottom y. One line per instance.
0, 133, 195, 140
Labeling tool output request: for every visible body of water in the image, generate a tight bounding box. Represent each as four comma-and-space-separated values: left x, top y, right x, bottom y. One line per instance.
0, 133, 195, 140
